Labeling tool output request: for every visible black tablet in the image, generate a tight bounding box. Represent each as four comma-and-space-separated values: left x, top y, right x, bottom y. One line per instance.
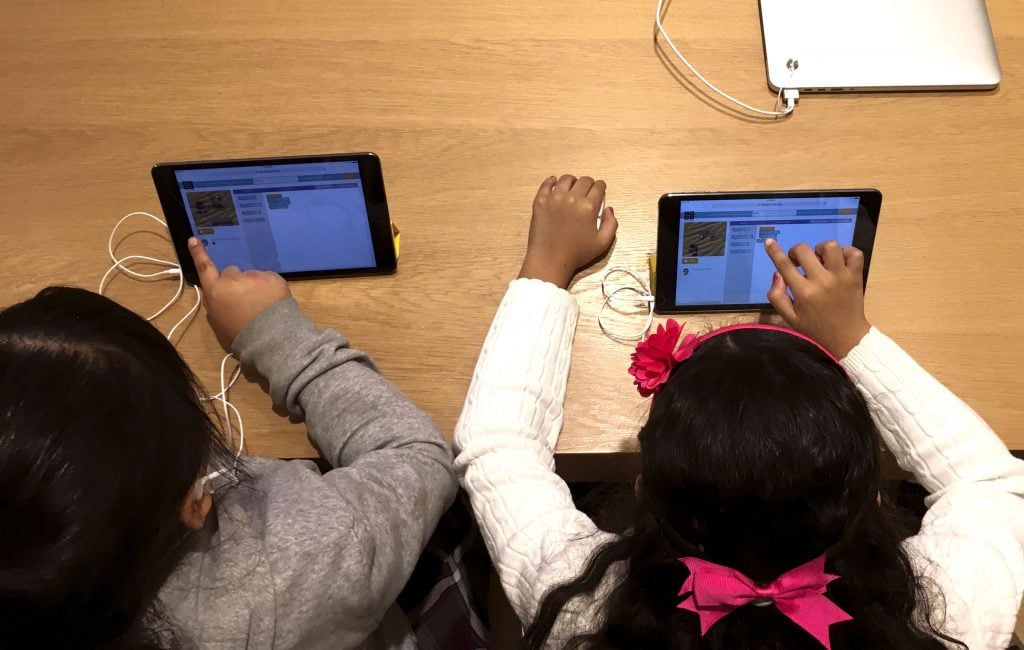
655, 189, 881, 313
152, 153, 397, 285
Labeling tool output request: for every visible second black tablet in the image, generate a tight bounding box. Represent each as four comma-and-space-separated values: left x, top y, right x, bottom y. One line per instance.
655, 189, 881, 313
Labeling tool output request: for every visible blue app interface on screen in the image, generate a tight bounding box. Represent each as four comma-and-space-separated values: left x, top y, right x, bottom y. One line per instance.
174, 161, 377, 273
675, 196, 860, 306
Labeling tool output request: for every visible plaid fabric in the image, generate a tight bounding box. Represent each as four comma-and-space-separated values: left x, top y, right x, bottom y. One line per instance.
398, 492, 491, 650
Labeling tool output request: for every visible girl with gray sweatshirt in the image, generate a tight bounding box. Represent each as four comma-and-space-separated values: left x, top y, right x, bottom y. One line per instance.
0, 237, 456, 648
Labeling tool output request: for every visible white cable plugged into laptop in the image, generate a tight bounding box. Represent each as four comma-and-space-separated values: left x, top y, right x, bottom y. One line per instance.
99, 211, 245, 462
655, 0, 798, 118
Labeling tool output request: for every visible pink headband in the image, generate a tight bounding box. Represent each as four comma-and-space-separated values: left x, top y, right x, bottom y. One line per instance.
628, 320, 844, 397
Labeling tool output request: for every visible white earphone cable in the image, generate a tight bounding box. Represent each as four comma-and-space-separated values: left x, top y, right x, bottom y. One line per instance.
165, 285, 202, 343
223, 355, 245, 462
101, 211, 245, 479
196, 353, 246, 495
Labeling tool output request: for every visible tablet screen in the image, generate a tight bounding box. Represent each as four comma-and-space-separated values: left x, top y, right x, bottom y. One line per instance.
173, 160, 377, 273
674, 195, 860, 306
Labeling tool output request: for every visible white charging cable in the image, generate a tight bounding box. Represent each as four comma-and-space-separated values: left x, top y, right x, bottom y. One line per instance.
597, 267, 656, 343
655, 0, 798, 117
100, 211, 245, 481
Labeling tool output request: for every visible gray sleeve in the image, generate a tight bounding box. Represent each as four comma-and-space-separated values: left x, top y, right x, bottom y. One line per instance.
230, 298, 457, 644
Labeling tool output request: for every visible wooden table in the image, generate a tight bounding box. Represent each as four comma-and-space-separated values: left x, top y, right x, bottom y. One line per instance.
2, 0, 1022, 477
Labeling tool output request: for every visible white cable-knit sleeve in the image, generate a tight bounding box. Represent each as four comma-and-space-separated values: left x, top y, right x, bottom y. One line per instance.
454, 279, 616, 626
843, 328, 1024, 648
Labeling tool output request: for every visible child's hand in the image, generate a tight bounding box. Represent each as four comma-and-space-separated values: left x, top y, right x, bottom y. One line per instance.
518, 174, 619, 288
188, 237, 292, 350
764, 238, 871, 359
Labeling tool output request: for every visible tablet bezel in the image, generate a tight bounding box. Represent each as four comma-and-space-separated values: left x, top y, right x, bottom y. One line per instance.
655, 189, 881, 314
152, 152, 397, 285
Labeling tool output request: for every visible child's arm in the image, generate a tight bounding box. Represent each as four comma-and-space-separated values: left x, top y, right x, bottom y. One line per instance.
765, 238, 1024, 648
842, 330, 1024, 649
232, 299, 456, 646
842, 329, 1024, 502
762, 237, 1024, 498
455, 279, 616, 626
189, 239, 456, 646
844, 330, 1024, 648
455, 175, 620, 626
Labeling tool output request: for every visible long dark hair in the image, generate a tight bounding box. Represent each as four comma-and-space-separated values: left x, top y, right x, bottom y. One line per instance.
524, 329, 964, 649
0, 287, 239, 648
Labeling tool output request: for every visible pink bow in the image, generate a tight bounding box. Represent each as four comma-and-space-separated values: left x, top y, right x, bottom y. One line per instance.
677, 555, 852, 649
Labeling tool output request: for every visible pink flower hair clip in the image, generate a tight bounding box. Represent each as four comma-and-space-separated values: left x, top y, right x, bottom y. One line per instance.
627, 319, 698, 397
627, 319, 845, 397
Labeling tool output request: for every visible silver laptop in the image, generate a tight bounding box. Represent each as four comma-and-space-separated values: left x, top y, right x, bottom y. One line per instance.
759, 0, 1001, 92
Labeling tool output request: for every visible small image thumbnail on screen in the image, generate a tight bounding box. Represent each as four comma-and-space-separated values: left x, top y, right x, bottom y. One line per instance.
186, 190, 239, 227
682, 221, 726, 259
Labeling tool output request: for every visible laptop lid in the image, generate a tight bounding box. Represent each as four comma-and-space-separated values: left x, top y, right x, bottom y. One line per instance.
759, 0, 1001, 92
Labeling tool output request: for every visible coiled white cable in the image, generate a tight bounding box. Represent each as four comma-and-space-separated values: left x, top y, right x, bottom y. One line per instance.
99, 212, 191, 322
655, 0, 797, 117
597, 267, 656, 343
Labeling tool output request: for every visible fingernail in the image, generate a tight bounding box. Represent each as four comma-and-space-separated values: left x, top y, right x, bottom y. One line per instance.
606, 206, 614, 216
773, 272, 779, 284
188, 237, 198, 247
765, 238, 776, 247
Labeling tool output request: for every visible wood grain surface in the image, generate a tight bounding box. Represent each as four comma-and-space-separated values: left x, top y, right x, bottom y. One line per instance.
2, 0, 1022, 466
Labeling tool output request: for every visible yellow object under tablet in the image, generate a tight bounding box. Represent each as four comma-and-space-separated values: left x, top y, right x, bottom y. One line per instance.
648, 253, 657, 295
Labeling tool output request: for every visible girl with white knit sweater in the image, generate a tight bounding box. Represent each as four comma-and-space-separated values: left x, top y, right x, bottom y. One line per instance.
455, 174, 1024, 649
